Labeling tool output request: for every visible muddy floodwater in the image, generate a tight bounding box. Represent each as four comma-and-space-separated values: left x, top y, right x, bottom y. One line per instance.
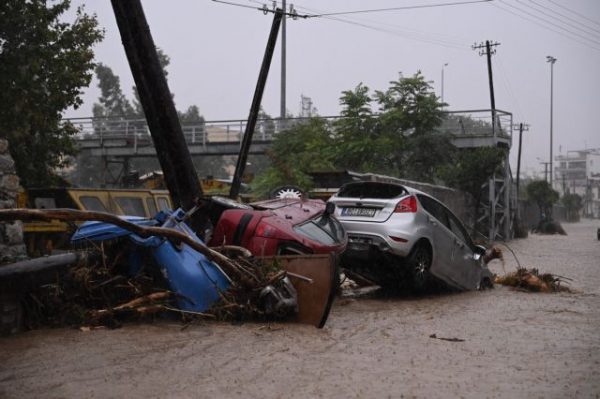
1, 220, 599, 398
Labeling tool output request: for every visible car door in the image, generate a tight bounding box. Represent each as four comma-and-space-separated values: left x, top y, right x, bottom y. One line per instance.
444, 208, 482, 290
416, 195, 457, 283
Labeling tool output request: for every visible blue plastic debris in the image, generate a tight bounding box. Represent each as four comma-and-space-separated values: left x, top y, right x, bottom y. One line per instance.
71, 209, 230, 312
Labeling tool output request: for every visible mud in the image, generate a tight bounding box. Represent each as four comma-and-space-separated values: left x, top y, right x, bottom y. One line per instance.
1, 220, 599, 398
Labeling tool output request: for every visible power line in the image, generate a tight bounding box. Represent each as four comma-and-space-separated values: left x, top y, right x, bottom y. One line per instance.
495, 56, 523, 119
491, 1, 600, 52
544, 0, 600, 29
516, 0, 600, 41
279, 1, 471, 50
305, 0, 493, 17
211, 0, 309, 18
533, 0, 600, 36
498, 0, 600, 47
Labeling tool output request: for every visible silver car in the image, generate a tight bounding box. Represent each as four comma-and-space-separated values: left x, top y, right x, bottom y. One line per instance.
328, 181, 493, 291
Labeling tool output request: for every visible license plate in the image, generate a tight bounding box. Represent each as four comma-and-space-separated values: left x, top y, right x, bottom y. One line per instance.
342, 207, 377, 217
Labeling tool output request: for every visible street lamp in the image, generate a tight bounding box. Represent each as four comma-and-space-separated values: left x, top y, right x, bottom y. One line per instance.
546, 55, 557, 188
441, 63, 449, 106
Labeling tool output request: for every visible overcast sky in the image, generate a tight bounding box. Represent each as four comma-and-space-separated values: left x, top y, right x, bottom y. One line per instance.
64, 0, 600, 178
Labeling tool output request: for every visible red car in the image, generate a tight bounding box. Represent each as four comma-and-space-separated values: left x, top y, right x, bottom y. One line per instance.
208, 197, 347, 256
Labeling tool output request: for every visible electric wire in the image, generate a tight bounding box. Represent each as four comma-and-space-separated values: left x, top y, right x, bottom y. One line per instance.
304, 0, 493, 17
495, 56, 524, 121
533, 0, 600, 36
544, 0, 600, 29
491, 1, 600, 52
517, 0, 600, 40
260, 0, 472, 50
498, 0, 600, 47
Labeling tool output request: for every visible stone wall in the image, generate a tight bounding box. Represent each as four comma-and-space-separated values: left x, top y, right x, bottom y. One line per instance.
0, 139, 27, 264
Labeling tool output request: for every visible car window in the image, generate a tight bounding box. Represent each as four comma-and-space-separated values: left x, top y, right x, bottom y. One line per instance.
80, 196, 107, 212
337, 182, 407, 199
446, 211, 473, 248
417, 195, 449, 229
157, 197, 171, 211
146, 198, 157, 216
315, 214, 345, 243
115, 197, 146, 216
294, 221, 337, 245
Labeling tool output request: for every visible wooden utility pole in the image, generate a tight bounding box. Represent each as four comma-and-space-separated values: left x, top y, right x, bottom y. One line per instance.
230, 9, 283, 199
473, 40, 500, 138
513, 123, 529, 200
111, 0, 209, 234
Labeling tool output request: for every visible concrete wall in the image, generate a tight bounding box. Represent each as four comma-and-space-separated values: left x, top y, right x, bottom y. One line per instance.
0, 139, 27, 265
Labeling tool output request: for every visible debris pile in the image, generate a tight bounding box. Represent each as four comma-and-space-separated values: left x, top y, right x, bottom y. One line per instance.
21, 243, 295, 330
532, 219, 567, 235
495, 267, 572, 293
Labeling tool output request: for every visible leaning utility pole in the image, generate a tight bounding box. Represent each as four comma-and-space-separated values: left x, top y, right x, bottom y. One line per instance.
230, 9, 283, 199
473, 40, 500, 138
280, 0, 286, 122
111, 0, 209, 234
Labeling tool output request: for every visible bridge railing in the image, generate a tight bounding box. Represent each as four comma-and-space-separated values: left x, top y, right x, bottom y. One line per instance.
67, 116, 286, 146
67, 109, 512, 147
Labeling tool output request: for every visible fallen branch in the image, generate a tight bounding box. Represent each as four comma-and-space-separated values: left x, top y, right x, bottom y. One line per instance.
0, 208, 254, 288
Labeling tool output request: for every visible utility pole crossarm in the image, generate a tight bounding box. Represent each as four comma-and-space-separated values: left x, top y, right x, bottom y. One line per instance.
472, 40, 500, 139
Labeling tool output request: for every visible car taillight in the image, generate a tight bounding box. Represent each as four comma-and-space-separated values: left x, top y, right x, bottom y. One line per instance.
394, 195, 417, 213
255, 223, 275, 237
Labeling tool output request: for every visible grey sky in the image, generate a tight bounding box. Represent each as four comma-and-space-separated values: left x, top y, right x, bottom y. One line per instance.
64, 0, 600, 177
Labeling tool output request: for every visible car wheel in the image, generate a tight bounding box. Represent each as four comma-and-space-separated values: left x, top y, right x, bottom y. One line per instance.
408, 243, 432, 292
270, 185, 304, 199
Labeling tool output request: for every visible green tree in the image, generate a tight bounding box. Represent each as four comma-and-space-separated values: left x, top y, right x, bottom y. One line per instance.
0, 0, 103, 187
251, 117, 335, 198
374, 72, 447, 181
332, 83, 384, 172
561, 192, 582, 222
526, 180, 559, 220
374, 71, 444, 136
92, 63, 134, 118
438, 146, 506, 214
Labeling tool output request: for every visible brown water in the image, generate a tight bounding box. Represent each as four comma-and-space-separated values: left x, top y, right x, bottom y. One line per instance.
1, 220, 599, 398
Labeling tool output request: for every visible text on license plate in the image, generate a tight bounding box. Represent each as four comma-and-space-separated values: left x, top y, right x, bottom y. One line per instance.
342, 207, 377, 217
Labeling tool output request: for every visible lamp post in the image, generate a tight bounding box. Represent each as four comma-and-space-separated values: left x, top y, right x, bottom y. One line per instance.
546, 55, 557, 188
441, 62, 448, 106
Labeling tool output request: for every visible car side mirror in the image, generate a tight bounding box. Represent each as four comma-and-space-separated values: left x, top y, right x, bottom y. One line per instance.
473, 245, 486, 256
473, 245, 486, 261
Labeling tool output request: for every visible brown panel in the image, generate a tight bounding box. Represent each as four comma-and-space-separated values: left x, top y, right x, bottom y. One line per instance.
261, 254, 338, 328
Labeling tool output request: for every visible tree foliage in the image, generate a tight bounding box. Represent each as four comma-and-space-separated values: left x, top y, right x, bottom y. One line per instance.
251, 117, 335, 197
561, 192, 582, 222
253, 71, 455, 196
526, 180, 559, 220
0, 0, 103, 187
438, 146, 506, 208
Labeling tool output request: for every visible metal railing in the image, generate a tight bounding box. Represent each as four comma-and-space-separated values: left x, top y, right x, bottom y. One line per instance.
65, 109, 512, 147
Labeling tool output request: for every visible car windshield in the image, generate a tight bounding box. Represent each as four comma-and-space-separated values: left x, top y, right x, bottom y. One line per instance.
293, 214, 344, 245
337, 182, 407, 199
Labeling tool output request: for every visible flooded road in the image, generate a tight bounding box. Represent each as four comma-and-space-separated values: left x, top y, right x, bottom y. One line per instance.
1, 219, 599, 398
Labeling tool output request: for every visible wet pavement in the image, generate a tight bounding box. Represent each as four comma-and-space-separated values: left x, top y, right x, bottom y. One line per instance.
1, 219, 599, 398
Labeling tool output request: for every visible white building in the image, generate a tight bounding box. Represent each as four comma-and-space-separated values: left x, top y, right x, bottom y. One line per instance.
554, 149, 600, 218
